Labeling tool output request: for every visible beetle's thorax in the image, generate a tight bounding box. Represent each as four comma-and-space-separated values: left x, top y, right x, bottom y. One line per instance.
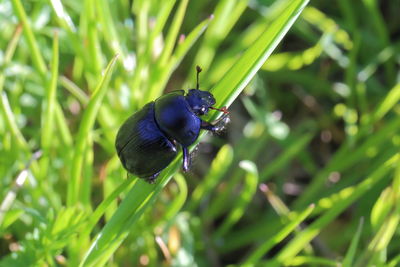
154, 92, 201, 147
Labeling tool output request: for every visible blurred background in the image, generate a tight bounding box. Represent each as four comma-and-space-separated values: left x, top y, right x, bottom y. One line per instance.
1, 0, 400, 266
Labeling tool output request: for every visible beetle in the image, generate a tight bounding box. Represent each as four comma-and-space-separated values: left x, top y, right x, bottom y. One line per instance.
115, 66, 229, 183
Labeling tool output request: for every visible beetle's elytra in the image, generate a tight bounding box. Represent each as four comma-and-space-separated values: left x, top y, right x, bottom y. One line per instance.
115, 66, 230, 183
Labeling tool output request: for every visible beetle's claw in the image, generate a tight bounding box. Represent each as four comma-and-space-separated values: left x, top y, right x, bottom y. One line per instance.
145, 172, 160, 184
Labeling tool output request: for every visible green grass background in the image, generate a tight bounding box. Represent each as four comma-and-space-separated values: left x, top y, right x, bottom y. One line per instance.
1, 0, 400, 266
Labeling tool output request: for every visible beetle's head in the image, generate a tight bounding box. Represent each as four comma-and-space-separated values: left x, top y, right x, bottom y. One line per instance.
186, 89, 216, 116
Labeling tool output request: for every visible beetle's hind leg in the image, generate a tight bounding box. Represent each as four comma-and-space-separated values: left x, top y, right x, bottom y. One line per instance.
182, 147, 190, 172
201, 113, 230, 133
144, 172, 160, 184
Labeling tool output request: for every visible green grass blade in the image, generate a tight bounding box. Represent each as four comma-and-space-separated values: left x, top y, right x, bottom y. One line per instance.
187, 144, 233, 212
41, 32, 59, 152
0, 25, 28, 151
210, 0, 309, 114
213, 160, 258, 238
243, 204, 315, 265
10, 0, 47, 77
0, 25, 22, 94
162, 174, 188, 223
342, 217, 364, 267
67, 55, 119, 206
157, 0, 189, 67
370, 83, 400, 124
188, 0, 249, 81
146, 17, 211, 101
49, 0, 76, 32
285, 256, 339, 266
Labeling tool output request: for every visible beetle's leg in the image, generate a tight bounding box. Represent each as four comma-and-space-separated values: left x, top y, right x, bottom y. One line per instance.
145, 172, 160, 184
201, 113, 230, 133
182, 146, 190, 172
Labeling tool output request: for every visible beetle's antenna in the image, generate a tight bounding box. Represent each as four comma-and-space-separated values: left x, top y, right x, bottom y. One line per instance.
196, 65, 202, 90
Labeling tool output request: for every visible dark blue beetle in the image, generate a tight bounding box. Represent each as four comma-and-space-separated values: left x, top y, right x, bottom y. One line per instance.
115, 66, 229, 183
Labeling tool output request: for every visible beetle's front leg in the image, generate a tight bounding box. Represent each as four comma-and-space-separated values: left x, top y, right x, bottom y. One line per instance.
182, 146, 190, 172
201, 113, 230, 133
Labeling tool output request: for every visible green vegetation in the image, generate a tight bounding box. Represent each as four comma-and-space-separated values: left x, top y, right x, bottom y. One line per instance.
1, 0, 399, 266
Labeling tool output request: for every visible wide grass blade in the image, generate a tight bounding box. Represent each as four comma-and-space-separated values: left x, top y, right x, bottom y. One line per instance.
210, 0, 310, 115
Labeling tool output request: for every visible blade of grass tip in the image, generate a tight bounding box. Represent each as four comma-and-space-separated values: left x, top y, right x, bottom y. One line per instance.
370, 187, 392, 231
158, 0, 189, 67
10, 0, 47, 77
0, 25, 22, 93
170, 17, 212, 70
273, 154, 398, 264
213, 160, 258, 239
0, 25, 29, 151
41, 31, 59, 154
67, 55, 119, 206
243, 203, 315, 265
209, 0, 309, 119
144, 0, 190, 102
85, 0, 103, 75
147, 16, 212, 101
97, 0, 125, 58
49, 0, 76, 32
286, 256, 339, 266
342, 217, 364, 267
145, 0, 177, 61
369, 83, 400, 125
187, 0, 249, 82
